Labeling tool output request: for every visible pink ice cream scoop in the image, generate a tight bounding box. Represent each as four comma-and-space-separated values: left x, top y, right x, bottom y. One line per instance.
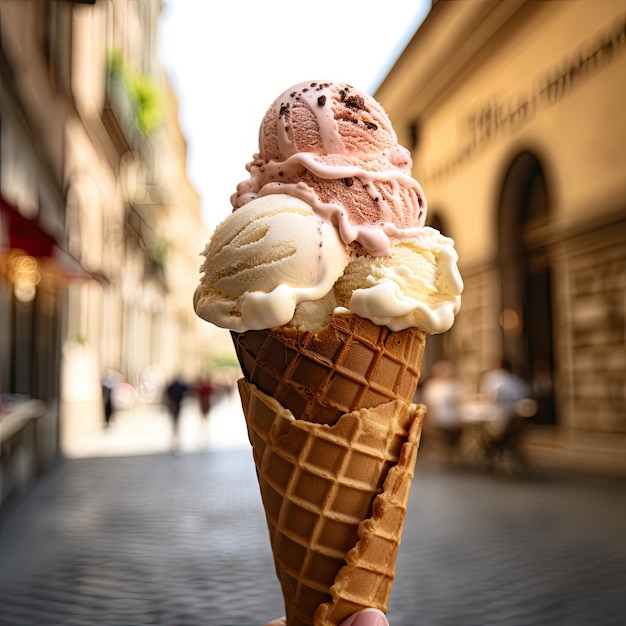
231, 81, 427, 256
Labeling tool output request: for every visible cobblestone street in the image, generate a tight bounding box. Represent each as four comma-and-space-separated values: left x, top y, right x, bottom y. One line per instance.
1, 400, 626, 626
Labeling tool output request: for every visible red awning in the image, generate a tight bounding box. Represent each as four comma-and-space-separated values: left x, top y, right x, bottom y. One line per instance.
1, 195, 107, 283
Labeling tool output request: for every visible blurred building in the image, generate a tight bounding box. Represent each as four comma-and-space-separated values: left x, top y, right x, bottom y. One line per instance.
0, 0, 218, 506
377, 0, 626, 474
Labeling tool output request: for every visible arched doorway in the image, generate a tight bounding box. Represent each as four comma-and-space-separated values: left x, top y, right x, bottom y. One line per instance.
498, 151, 557, 425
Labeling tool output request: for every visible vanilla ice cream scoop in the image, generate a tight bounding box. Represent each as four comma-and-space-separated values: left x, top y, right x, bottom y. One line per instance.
333, 228, 463, 333
193, 194, 350, 331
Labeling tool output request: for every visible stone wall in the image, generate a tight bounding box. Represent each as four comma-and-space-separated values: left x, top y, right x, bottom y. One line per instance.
559, 220, 626, 433
449, 264, 502, 391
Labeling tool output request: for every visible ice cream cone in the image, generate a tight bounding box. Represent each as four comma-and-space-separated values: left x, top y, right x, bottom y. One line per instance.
193, 81, 461, 626
232, 313, 427, 426
239, 379, 425, 626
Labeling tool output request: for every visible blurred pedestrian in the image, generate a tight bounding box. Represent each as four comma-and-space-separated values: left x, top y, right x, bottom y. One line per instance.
195, 376, 215, 446
421, 359, 464, 460
479, 358, 533, 471
480, 358, 531, 434
164, 376, 188, 452
100, 368, 122, 428
196, 376, 215, 419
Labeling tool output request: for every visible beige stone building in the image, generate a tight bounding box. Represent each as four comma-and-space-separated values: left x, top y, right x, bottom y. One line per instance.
0, 0, 215, 504
376, 0, 626, 474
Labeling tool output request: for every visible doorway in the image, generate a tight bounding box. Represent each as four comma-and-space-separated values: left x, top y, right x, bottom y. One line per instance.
498, 151, 557, 425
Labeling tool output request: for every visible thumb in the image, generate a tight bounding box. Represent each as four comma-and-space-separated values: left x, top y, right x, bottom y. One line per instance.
340, 608, 389, 626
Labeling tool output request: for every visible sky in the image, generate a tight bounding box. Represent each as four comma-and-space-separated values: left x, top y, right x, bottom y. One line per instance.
158, 0, 430, 231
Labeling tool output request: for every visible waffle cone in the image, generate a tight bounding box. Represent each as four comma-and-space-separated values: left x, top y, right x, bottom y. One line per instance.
232, 313, 426, 425
239, 379, 425, 626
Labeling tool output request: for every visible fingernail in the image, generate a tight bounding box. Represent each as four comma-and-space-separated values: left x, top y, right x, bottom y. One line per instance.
345, 608, 388, 626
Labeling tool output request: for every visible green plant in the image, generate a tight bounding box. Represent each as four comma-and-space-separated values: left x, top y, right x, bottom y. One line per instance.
105, 49, 164, 137
150, 239, 169, 264
128, 73, 164, 136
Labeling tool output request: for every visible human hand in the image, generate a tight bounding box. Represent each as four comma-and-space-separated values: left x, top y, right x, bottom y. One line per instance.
340, 608, 389, 625
264, 608, 389, 626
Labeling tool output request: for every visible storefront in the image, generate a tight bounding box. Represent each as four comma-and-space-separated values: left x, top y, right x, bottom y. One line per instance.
0, 194, 97, 505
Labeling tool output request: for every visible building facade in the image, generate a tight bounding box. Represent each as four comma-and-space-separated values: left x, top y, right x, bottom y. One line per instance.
0, 0, 214, 506
376, 0, 626, 474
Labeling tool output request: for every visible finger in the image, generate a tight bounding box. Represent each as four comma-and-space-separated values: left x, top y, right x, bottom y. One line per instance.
340, 608, 389, 626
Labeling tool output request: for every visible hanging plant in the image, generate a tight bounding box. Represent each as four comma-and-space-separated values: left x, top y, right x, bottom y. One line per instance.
128, 73, 164, 136
105, 49, 164, 137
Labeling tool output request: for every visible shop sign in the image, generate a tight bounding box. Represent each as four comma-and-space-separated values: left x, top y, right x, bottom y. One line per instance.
427, 11, 626, 182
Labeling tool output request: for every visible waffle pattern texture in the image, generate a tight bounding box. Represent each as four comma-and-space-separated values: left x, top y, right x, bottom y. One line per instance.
232, 314, 427, 425
239, 380, 425, 626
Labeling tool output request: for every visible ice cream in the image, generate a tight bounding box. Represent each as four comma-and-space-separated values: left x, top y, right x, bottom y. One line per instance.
195, 81, 462, 335
193, 80, 463, 626
232, 81, 427, 257
333, 228, 461, 333
192, 193, 350, 332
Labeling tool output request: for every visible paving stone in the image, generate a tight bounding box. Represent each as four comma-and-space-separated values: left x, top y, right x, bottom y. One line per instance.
0, 451, 625, 625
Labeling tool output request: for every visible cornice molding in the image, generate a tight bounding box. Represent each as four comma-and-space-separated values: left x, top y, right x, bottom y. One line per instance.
377, 0, 531, 114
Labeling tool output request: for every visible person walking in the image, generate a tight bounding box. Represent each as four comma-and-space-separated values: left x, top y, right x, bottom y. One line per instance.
195, 376, 215, 446
164, 377, 188, 452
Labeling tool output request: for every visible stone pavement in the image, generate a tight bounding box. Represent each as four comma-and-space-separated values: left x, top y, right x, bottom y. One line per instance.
1, 413, 626, 625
